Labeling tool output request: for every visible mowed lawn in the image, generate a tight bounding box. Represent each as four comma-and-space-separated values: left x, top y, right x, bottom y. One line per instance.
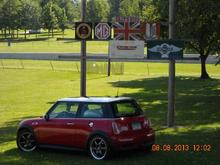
0, 29, 109, 53
0, 61, 219, 165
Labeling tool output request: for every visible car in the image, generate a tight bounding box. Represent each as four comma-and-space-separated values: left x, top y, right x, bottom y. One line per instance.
16, 97, 155, 160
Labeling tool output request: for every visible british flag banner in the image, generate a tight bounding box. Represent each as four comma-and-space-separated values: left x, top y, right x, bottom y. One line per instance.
113, 22, 145, 40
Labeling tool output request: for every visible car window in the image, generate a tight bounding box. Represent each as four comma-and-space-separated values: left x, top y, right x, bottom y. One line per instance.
49, 102, 79, 119
68, 103, 79, 117
114, 101, 143, 117
79, 103, 104, 118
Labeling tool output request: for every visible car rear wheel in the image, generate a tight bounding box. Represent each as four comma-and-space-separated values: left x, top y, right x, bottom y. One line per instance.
89, 136, 110, 160
17, 129, 37, 152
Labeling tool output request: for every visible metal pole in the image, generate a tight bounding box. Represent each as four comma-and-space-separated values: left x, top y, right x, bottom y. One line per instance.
107, 41, 111, 76
167, 0, 176, 127
80, 0, 87, 97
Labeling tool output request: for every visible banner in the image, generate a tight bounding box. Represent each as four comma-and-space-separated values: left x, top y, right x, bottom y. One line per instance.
147, 40, 184, 60
110, 40, 144, 58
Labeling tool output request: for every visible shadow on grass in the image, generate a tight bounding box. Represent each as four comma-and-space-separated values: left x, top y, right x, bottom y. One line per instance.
0, 76, 219, 165
0, 116, 40, 145
1, 126, 219, 165
109, 76, 220, 127
0, 38, 49, 43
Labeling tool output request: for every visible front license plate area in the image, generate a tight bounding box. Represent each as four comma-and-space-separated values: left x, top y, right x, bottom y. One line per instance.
132, 122, 141, 130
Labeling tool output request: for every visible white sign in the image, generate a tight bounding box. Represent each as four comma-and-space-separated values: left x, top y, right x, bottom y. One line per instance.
94, 23, 111, 40
110, 40, 144, 58
145, 23, 160, 40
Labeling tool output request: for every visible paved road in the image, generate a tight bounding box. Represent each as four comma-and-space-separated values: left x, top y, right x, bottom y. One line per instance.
0, 52, 218, 64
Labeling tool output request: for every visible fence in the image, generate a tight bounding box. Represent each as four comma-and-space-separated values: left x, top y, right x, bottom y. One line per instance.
0, 59, 124, 75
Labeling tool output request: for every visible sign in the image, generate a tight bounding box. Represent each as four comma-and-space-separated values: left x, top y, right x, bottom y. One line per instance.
145, 22, 160, 40
113, 22, 145, 40
147, 40, 184, 59
110, 40, 144, 58
94, 22, 111, 40
75, 22, 92, 40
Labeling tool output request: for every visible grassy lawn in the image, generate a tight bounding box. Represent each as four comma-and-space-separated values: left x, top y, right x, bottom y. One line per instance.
0, 60, 219, 165
0, 29, 109, 53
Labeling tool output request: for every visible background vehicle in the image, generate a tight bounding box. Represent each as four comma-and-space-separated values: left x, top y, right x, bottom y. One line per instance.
17, 97, 155, 160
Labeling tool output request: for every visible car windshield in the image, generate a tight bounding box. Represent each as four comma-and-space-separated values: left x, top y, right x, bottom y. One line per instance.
113, 100, 143, 117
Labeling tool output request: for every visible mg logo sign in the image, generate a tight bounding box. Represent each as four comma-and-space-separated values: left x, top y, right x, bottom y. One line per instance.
94, 23, 111, 40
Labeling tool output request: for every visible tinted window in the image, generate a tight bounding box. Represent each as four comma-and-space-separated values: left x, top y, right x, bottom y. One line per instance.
78, 103, 112, 118
49, 102, 79, 118
113, 101, 143, 117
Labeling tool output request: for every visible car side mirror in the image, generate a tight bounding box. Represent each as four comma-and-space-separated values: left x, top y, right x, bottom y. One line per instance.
44, 114, 50, 121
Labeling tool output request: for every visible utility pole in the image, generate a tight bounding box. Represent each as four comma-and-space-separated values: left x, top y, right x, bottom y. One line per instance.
80, 0, 87, 97
167, 0, 176, 127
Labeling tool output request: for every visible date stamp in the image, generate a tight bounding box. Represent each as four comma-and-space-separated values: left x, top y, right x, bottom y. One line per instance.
152, 144, 212, 152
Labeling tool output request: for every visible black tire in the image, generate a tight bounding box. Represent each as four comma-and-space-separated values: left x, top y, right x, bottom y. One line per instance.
17, 129, 37, 152
89, 135, 111, 160
145, 144, 153, 152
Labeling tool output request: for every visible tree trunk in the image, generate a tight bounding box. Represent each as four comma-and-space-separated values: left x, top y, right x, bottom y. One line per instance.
17, 28, 19, 38
4, 28, 6, 38
200, 55, 210, 79
24, 29, 27, 39
52, 28, 54, 38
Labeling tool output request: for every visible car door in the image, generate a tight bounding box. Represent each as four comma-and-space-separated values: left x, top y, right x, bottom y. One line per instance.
37, 101, 79, 147
73, 103, 106, 148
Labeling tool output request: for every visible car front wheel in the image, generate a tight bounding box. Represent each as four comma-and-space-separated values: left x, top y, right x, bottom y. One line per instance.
89, 135, 110, 160
17, 129, 37, 152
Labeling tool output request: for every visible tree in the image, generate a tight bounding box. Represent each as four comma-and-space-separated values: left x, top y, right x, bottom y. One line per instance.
119, 0, 140, 16
0, 0, 4, 38
53, 4, 68, 34
1, 0, 21, 38
19, 0, 41, 39
59, 9, 68, 34
175, 0, 220, 79
41, 2, 58, 37
108, 0, 122, 21
139, 0, 160, 22
86, 0, 110, 22
58, 0, 80, 23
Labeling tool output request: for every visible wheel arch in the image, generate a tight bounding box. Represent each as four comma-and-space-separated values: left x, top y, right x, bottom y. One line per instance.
86, 131, 114, 150
17, 125, 34, 135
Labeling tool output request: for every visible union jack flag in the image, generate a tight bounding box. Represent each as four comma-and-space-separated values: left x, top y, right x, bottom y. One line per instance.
113, 22, 145, 40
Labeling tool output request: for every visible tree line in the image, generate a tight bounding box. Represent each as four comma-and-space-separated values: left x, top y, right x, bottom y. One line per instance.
0, 0, 80, 38
0, 0, 162, 39
0, 0, 219, 78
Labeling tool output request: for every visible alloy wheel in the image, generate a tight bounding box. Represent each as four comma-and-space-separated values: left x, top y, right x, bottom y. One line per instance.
17, 130, 36, 152
89, 136, 108, 160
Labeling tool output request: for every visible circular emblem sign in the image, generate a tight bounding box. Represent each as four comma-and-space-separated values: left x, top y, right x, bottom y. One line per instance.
95, 23, 111, 40
76, 23, 92, 40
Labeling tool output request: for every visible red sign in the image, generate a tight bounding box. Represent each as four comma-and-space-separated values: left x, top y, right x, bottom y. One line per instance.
94, 23, 111, 40
113, 22, 145, 40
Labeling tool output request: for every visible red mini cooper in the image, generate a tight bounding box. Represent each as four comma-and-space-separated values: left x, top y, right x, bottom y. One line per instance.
17, 97, 155, 160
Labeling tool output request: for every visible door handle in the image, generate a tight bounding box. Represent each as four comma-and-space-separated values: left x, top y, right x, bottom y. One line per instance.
66, 122, 75, 126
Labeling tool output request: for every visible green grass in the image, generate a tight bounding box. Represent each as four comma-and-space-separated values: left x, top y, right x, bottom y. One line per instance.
0, 29, 109, 53
0, 60, 219, 165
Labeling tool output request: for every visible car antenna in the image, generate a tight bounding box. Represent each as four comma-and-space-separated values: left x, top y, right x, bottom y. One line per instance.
116, 78, 121, 97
